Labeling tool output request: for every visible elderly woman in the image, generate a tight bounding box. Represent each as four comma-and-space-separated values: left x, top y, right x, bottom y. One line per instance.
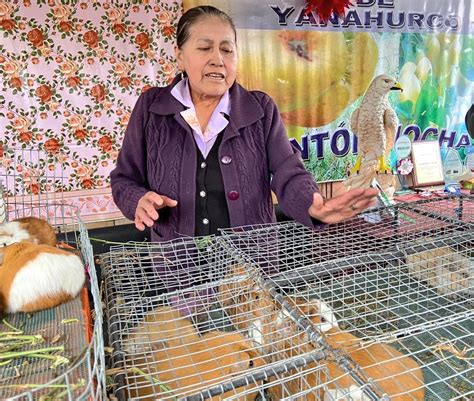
111, 5, 378, 242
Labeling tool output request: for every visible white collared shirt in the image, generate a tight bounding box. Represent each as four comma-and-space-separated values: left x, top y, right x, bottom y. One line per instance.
170, 78, 230, 158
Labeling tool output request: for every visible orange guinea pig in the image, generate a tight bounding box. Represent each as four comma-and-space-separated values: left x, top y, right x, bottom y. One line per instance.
123, 306, 201, 354
218, 264, 275, 334
127, 330, 266, 401
0, 216, 57, 247
0, 242, 85, 313
269, 298, 425, 401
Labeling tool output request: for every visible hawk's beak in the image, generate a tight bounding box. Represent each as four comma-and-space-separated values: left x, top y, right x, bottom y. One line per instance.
391, 82, 402, 91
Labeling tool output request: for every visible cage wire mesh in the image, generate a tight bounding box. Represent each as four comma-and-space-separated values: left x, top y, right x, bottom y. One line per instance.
0, 146, 70, 226
102, 236, 363, 400
0, 148, 106, 400
101, 196, 473, 400
400, 194, 474, 225
218, 197, 473, 401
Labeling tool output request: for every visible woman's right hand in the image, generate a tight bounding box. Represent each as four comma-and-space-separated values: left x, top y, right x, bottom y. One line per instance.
135, 191, 178, 231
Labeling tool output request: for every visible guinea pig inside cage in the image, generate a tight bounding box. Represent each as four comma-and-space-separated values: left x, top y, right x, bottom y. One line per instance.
102, 196, 473, 401
0, 147, 105, 400
218, 198, 473, 401
102, 236, 368, 401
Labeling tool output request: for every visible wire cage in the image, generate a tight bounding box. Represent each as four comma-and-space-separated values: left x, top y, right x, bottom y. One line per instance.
0, 146, 70, 225
218, 197, 474, 401
0, 147, 106, 400
400, 194, 474, 225
102, 236, 365, 400
101, 196, 473, 400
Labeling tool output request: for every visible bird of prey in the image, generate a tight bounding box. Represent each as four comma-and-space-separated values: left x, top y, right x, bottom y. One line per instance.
350, 74, 402, 175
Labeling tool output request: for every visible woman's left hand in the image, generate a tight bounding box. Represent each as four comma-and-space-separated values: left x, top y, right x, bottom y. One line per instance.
308, 187, 379, 224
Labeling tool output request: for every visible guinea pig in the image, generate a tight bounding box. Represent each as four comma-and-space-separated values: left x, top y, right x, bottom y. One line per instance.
126, 330, 265, 400
0, 242, 85, 313
218, 266, 322, 358
406, 246, 473, 299
268, 298, 425, 401
123, 306, 201, 354
0, 216, 57, 247
218, 264, 275, 334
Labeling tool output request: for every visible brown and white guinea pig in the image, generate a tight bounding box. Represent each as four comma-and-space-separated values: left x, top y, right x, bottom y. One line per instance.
218, 266, 319, 357
124, 306, 201, 354
248, 296, 332, 360
127, 330, 266, 401
268, 299, 425, 401
0, 216, 57, 247
218, 264, 275, 334
0, 242, 85, 313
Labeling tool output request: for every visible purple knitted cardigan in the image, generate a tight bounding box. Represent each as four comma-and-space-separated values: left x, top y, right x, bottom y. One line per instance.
110, 76, 321, 242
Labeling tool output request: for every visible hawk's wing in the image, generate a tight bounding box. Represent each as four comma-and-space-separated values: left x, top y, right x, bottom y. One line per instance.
384, 107, 398, 156
350, 107, 360, 135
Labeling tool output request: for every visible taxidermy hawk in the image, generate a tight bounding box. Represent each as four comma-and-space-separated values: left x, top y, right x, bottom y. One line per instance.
350, 74, 402, 175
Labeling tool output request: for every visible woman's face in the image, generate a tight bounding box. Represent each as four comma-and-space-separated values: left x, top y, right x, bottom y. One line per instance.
175, 16, 237, 101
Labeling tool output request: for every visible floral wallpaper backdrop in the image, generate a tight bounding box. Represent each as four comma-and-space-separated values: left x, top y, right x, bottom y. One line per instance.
0, 0, 181, 221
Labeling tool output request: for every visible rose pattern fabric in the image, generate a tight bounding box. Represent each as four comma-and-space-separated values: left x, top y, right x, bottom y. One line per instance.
0, 0, 180, 219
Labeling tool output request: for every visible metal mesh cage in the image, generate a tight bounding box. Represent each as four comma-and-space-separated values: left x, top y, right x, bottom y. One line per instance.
0, 148, 105, 400
0, 146, 69, 225
102, 237, 364, 400
401, 195, 474, 225
101, 196, 473, 400
219, 196, 473, 400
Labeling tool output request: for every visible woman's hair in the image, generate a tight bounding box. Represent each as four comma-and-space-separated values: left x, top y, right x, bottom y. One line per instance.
176, 5, 236, 49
